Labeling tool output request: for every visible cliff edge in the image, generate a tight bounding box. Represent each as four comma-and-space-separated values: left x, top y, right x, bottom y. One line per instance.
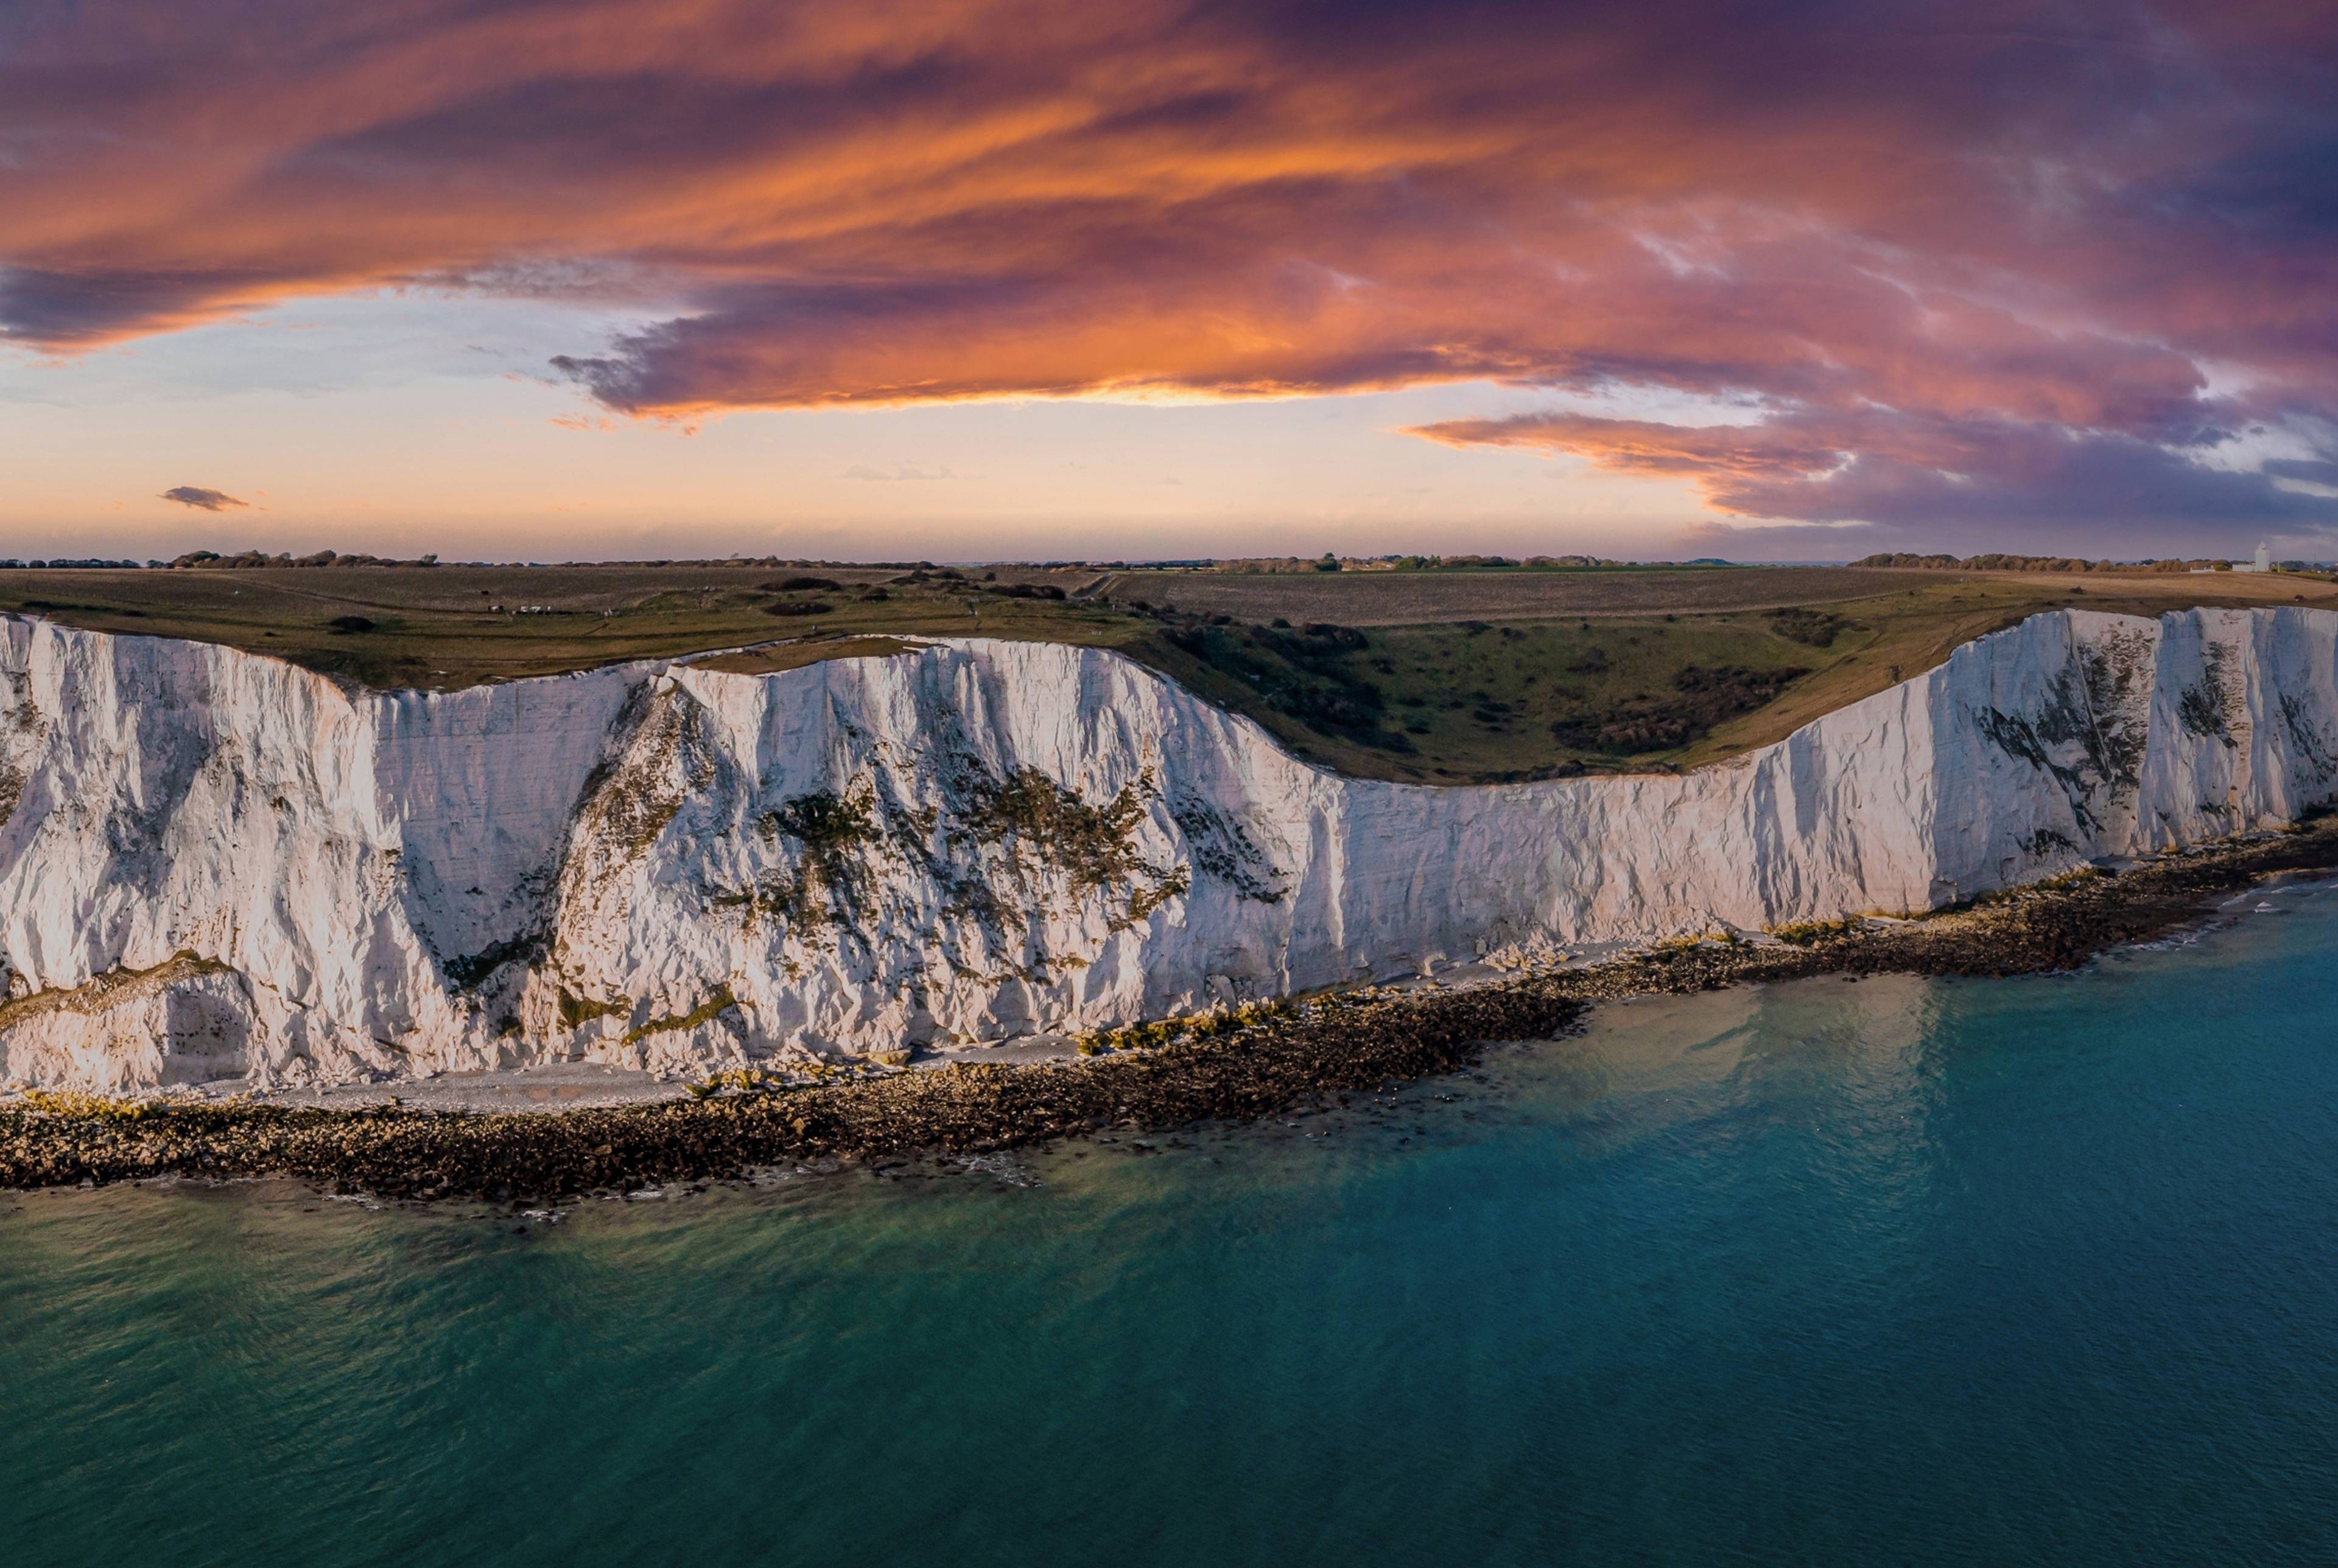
1, 606, 2329, 1090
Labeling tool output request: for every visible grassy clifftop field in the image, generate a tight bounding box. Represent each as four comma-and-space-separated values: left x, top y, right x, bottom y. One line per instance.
3, 560, 2332, 784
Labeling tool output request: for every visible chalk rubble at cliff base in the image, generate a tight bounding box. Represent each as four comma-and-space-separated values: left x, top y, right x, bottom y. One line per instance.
3, 604, 2338, 1094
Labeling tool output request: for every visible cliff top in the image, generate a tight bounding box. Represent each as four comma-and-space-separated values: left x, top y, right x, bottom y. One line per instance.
4, 560, 2334, 785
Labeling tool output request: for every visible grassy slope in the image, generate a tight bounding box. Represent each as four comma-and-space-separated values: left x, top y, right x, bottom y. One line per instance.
1679, 572, 2338, 767
1094, 562, 1918, 624
4, 562, 2333, 785
0, 564, 1134, 689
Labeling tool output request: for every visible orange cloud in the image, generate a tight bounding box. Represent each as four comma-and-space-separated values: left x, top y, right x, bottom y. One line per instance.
2, 0, 2334, 531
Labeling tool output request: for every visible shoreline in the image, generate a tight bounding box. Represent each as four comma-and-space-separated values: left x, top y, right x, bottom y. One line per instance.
10, 819, 2338, 1202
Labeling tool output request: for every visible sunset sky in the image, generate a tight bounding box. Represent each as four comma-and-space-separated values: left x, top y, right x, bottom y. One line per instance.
4, 0, 2334, 562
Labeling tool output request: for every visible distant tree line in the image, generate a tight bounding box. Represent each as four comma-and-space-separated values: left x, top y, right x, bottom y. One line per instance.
0, 552, 988, 572
1853, 552, 2320, 573
1167, 553, 1643, 573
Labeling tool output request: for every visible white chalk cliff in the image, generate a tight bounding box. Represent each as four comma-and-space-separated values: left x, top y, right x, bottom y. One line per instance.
2, 606, 2333, 1091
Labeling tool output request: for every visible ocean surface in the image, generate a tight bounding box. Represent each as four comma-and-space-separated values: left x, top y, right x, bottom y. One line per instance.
10, 887, 2338, 1567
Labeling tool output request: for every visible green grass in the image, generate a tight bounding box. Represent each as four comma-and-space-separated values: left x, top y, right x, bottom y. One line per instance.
0, 562, 1141, 690
1129, 612, 1825, 780
624, 985, 740, 1044
5, 561, 2334, 785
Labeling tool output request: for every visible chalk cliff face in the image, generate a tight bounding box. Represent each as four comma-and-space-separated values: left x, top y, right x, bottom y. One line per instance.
2, 606, 2333, 1091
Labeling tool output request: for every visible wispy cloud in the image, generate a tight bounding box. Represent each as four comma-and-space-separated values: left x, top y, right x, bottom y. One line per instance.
1409, 407, 2338, 540
158, 485, 248, 511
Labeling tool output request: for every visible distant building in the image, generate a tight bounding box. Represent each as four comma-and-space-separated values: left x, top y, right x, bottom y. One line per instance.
2210, 542, 2277, 573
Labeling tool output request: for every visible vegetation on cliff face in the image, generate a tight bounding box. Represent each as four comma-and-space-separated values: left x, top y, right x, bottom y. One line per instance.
767, 789, 876, 861
963, 768, 1153, 897
720, 752, 1193, 993
625, 986, 739, 1045
572, 685, 720, 859
0, 952, 231, 1031
2176, 642, 2244, 746
1169, 797, 1286, 903
556, 990, 627, 1029
2278, 691, 2338, 782
754, 788, 880, 929
1970, 628, 2159, 833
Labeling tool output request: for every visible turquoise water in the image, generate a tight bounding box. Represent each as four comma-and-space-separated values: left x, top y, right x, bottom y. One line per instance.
10, 890, 2338, 1566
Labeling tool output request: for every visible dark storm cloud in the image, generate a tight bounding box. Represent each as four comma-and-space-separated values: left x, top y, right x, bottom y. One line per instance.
0, 268, 262, 346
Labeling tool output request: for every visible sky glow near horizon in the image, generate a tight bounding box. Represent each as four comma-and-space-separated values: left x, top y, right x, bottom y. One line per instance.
2, 0, 2335, 562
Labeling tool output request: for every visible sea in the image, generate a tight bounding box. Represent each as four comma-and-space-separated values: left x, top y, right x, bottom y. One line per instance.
10, 884, 2338, 1566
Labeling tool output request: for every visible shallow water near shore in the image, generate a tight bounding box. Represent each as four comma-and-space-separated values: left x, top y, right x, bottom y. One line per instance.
11, 889, 2338, 1566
